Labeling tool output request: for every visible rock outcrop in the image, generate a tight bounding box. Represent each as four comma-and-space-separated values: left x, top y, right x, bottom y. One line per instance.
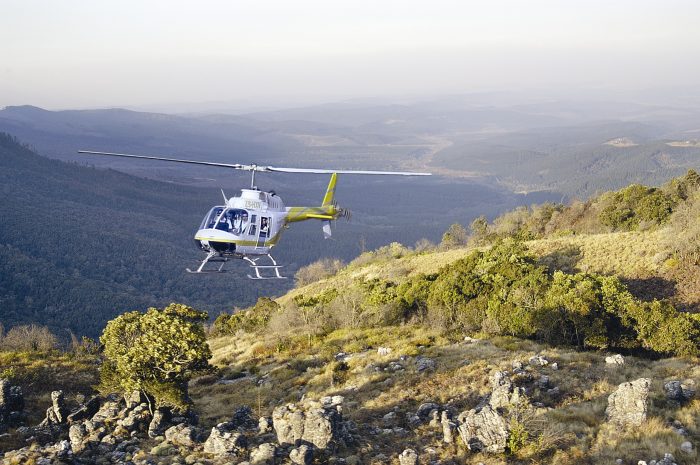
457, 405, 509, 453
203, 422, 248, 456
0, 378, 24, 425
489, 370, 527, 410
39, 390, 68, 426
606, 378, 651, 426
272, 399, 349, 450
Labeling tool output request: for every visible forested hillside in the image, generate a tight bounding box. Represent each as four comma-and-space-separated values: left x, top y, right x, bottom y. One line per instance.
0, 133, 544, 338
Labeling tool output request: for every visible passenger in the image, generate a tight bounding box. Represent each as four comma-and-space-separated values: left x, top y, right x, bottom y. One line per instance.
260, 217, 269, 237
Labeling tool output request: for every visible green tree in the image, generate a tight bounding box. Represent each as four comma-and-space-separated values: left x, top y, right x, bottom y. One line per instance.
99, 303, 211, 411
440, 223, 469, 248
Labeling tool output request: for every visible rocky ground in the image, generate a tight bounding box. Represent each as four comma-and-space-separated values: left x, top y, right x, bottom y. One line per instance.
2, 330, 699, 464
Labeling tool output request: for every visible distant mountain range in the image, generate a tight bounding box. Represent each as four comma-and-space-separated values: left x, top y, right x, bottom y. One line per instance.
2, 98, 700, 197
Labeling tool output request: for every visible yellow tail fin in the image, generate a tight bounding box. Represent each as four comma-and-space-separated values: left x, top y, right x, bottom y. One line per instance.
322, 173, 337, 206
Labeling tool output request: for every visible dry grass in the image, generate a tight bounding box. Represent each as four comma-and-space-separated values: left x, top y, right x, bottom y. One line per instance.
192, 325, 700, 464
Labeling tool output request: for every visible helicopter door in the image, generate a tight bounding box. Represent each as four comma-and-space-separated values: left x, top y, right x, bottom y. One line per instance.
257, 217, 271, 248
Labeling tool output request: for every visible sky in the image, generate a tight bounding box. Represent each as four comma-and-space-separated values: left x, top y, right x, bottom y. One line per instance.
1, 0, 699, 110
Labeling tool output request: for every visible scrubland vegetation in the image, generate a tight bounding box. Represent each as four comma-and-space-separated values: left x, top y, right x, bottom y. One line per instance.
2, 170, 699, 464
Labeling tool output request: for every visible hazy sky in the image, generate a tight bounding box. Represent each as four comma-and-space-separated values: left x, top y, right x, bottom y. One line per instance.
2, 0, 699, 110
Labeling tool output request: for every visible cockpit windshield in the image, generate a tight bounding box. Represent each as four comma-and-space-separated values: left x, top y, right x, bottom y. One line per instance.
199, 207, 249, 234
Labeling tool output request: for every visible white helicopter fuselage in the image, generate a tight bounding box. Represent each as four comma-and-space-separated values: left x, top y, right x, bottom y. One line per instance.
194, 188, 289, 256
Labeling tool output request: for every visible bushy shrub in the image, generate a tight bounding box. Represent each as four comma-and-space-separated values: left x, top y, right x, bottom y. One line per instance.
294, 258, 345, 286
99, 303, 211, 411
625, 300, 700, 356
440, 223, 469, 248
213, 297, 280, 336
0, 324, 58, 352
599, 184, 676, 230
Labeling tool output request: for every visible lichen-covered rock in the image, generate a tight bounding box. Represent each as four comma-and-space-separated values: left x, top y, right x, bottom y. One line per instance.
69, 422, 88, 453
457, 405, 508, 453
606, 378, 651, 426
289, 444, 313, 465
203, 422, 248, 456
164, 423, 198, 447
250, 442, 277, 464
399, 448, 419, 465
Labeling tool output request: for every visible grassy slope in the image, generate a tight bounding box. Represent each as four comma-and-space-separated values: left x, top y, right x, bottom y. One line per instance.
279, 228, 677, 307
193, 229, 700, 464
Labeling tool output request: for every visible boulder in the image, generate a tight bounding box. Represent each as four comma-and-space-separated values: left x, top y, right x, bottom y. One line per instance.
416, 357, 436, 372
124, 390, 146, 409
664, 380, 695, 403
250, 442, 277, 464
272, 402, 347, 450
203, 422, 248, 456
258, 416, 273, 434
528, 355, 549, 366
457, 405, 508, 453
606, 378, 651, 426
303, 406, 343, 449
91, 400, 121, 425
164, 423, 198, 447
231, 405, 257, 429
605, 354, 625, 366
416, 402, 439, 420
399, 448, 419, 465
289, 444, 313, 465
680, 441, 693, 454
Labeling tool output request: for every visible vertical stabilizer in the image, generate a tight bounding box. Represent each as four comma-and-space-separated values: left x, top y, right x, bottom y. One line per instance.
322, 173, 337, 206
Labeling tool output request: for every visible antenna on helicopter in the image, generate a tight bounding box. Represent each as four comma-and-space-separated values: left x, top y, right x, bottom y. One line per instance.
220, 189, 227, 203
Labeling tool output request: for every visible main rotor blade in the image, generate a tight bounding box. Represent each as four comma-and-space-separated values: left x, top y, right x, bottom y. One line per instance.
267, 166, 431, 176
78, 150, 432, 176
77, 151, 245, 170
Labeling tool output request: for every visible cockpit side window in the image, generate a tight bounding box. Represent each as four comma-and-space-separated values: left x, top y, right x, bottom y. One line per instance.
200, 207, 225, 230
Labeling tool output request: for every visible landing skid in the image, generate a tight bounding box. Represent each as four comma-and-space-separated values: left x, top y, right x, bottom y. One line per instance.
244, 254, 287, 280
186, 251, 228, 274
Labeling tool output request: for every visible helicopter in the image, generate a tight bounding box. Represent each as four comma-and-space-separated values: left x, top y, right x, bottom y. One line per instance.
77, 150, 431, 279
